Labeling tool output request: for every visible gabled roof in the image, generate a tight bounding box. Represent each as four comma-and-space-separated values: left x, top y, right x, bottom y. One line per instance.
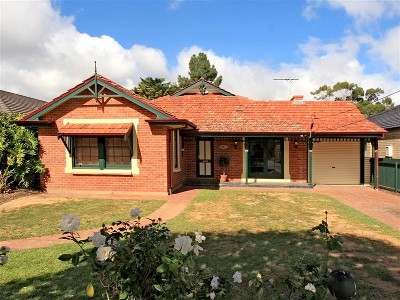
172, 78, 234, 96
152, 95, 386, 136
368, 105, 400, 130
0, 90, 46, 114
21, 74, 174, 121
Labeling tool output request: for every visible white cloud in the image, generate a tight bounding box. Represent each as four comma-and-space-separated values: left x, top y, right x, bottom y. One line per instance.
368, 26, 400, 74
169, 0, 185, 10
303, 0, 400, 25
0, 0, 399, 105
0, 0, 169, 101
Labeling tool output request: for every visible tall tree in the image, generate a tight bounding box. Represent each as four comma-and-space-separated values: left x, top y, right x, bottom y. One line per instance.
177, 52, 223, 87
132, 77, 179, 100
311, 81, 394, 117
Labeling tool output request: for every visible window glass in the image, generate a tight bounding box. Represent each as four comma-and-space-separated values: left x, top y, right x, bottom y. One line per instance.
74, 137, 98, 166
105, 137, 131, 166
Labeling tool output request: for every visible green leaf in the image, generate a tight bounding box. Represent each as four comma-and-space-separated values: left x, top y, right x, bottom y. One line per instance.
119, 291, 129, 300
257, 287, 264, 299
156, 264, 166, 273
58, 254, 72, 261
153, 284, 163, 292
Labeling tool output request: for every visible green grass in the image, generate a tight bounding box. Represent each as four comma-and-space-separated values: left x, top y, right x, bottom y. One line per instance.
0, 244, 99, 300
1, 190, 399, 299
0, 198, 165, 240
167, 190, 400, 299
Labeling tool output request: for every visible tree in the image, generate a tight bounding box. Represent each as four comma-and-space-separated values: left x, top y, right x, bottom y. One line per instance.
177, 52, 223, 87
0, 113, 45, 192
311, 82, 394, 117
132, 77, 179, 100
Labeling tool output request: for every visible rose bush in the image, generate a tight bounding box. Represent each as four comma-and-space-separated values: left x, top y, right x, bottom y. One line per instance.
59, 209, 240, 299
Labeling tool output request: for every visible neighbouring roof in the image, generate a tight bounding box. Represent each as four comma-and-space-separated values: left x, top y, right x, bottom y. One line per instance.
172, 78, 235, 96
58, 123, 133, 137
152, 95, 386, 136
368, 105, 400, 130
0, 90, 46, 114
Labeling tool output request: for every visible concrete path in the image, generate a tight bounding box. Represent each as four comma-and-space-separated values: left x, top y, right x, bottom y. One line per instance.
1, 185, 398, 251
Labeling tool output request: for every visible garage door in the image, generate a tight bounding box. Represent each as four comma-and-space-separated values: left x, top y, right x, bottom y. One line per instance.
313, 141, 360, 184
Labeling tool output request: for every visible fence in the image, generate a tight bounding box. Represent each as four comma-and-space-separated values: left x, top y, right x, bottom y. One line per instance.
371, 158, 400, 193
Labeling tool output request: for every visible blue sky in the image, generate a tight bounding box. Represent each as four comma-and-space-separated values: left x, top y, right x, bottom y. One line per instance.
1, 0, 399, 102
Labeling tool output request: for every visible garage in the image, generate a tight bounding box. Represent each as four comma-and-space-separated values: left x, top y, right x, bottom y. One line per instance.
312, 141, 361, 184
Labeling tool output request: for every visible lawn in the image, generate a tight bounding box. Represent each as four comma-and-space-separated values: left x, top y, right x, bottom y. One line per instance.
0, 198, 166, 240
0, 190, 399, 299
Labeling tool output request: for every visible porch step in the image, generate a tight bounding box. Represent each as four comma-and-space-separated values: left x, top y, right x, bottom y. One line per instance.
184, 180, 313, 188
219, 182, 313, 188
184, 179, 220, 187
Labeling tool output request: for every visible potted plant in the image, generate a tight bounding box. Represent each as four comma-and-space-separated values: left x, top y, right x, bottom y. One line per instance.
219, 156, 230, 182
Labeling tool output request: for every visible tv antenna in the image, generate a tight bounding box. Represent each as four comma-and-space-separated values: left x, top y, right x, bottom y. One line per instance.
273, 77, 300, 98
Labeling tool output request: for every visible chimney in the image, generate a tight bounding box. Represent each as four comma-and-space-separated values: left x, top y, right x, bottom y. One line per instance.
290, 95, 304, 101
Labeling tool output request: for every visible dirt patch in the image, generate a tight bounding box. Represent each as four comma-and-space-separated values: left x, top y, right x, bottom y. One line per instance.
0, 189, 41, 206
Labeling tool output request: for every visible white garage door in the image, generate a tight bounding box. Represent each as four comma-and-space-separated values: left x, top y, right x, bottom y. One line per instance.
313, 141, 360, 184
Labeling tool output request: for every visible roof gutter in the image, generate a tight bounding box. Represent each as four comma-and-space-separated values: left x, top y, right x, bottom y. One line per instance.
146, 119, 197, 130
14, 120, 55, 127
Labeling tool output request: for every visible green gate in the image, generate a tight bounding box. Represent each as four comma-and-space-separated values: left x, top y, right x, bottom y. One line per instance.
372, 158, 400, 193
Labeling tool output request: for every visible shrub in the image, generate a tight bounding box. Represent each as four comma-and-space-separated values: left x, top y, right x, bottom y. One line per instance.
0, 113, 44, 192
59, 211, 238, 299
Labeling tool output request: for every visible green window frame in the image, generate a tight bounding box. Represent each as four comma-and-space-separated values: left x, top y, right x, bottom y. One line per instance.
73, 136, 131, 170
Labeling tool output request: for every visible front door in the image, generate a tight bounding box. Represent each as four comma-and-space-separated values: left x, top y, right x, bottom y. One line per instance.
248, 139, 283, 179
197, 139, 214, 177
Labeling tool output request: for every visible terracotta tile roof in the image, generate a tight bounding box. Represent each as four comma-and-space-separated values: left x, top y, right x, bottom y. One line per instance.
0, 90, 46, 114
58, 123, 133, 136
152, 95, 386, 135
368, 105, 400, 129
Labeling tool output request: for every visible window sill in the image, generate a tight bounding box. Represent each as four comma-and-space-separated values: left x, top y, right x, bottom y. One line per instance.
173, 168, 181, 173
70, 169, 133, 176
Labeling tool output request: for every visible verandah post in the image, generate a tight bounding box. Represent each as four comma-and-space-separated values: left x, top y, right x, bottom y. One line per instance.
308, 137, 313, 186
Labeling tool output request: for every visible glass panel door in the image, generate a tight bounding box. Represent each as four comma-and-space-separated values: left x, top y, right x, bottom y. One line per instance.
248, 139, 283, 179
197, 139, 213, 177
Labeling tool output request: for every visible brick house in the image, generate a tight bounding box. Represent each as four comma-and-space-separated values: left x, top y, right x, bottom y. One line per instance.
17, 74, 386, 194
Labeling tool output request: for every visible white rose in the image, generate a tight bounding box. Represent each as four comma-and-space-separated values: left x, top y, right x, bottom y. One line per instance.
89, 232, 106, 247
194, 231, 206, 243
210, 276, 220, 289
130, 208, 141, 218
193, 244, 203, 256
174, 235, 193, 255
96, 246, 115, 262
233, 271, 242, 283
60, 214, 80, 232
305, 283, 316, 293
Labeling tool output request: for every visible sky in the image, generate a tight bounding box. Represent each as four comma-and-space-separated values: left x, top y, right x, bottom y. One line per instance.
0, 0, 399, 104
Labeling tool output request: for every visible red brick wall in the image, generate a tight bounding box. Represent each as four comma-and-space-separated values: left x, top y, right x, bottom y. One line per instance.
185, 139, 197, 180
289, 140, 308, 182
213, 140, 243, 182
170, 132, 187, 191
38, 96, 170, 193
